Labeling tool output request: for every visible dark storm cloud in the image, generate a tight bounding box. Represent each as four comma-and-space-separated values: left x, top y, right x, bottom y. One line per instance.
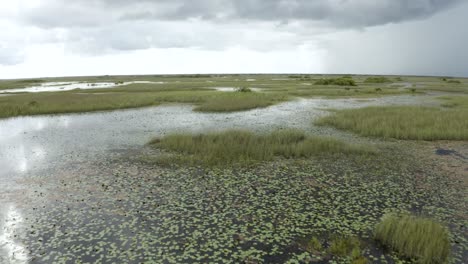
10, 0, 461, 58
1, 0, 466, 77
20, 0, 463, 28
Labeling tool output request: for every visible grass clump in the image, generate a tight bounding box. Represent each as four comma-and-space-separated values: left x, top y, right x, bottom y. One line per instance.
149, 129, 373, 165
299, 236, 324, 253
446, 79, 461, 84
236, 87, 252, 92
314, 77, 357, 86
316, 106, 468, 140
364, 76, 391, 83
374, 213, 451, 264
329, 237, 361, 256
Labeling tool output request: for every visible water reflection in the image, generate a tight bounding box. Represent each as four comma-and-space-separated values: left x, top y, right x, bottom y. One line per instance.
0, 204, 28, 264
0, 95, 429, 180
0, 81, 165, 94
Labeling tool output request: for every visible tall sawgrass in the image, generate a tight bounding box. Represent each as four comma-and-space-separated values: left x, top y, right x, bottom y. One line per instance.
316, 106, 468, 140
149, 129, 374, 165
374, 213, 450, 264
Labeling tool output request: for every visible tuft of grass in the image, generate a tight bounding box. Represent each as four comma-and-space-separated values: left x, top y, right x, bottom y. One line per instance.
236, 87, 252, 92
374, 213, 451, 264
149, 129, 374, 165
364, 76, 391, 83
328, 236, 361, 257
299, 236, 324, 253
314, 77, 357, 86
316, 106, 468, 140
351, 256, 369, 264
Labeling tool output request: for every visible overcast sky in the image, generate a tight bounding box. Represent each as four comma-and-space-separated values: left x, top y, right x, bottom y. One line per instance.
1, 0, 467, 79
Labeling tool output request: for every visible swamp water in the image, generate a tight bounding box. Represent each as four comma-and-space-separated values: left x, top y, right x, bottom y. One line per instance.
1, 95, 462, 263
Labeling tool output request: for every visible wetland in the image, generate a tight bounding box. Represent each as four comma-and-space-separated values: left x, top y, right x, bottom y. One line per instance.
0, 74, 466, 263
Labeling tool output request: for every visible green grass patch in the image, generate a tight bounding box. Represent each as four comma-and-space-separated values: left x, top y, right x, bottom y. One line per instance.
374, 213, 451, 264
0, 92, 164, 118
438, 95, 468, 108
149, 129, 374, 165
329, 236, 361, 256
364, 76, 391, 83
193, 92, 285, 112
0, 86, 288, 118
316, 106, 468, 140
314, 77, 357, 86
288, 87, 411, 98
446, 80, 461, 84
0, 79, 45, 90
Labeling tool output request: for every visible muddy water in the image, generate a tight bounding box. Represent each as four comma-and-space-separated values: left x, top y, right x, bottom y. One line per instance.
0, 95, 433, 262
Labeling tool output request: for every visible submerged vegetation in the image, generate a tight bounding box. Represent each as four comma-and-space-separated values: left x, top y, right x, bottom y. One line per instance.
374, 213, 451, 264
317, 105, 468, 140
149, 129, 373, 165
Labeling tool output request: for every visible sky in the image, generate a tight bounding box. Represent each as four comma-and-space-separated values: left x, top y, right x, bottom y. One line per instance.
0, 0, 467, 79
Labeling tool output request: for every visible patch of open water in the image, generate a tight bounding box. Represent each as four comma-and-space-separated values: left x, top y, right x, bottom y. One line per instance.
0, 81, 165, 94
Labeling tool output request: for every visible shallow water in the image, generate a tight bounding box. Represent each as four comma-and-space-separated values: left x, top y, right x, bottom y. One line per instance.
0, 95, 431, 179
0, 81, 165, 93
0, 94, 436, 262
387, 82, 413, 89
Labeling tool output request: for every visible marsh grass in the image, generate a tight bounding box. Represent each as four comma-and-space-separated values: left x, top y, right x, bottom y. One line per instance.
1, 74, 465, 118
364, 76, 391, 83
314, 77, 357, 86
298, 236, 324, 254
149, 129, 374, 165
236, 87, 252, 92
439, 95, 468, 108
0, 87, 288, 118
374, 213, 450, 264
0, 92, 163, 118
0, 79, 45, 90
288, 87, 411, 98
316, 106, 468, 140
328, 236, 361, 257
194, 93, 286, 112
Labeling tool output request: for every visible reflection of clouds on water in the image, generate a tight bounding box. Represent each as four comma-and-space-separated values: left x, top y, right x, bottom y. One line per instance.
0, 143, 47, 175
0, 81, 165, 94
0, 205, 28, 264
0, 95, 430, 178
